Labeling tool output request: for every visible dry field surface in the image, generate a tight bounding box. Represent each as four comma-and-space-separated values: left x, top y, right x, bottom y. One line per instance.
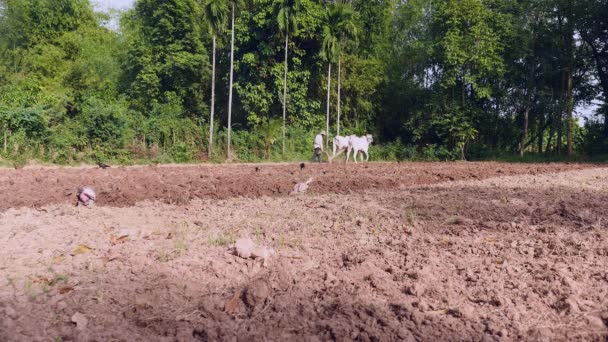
1, 162, 607, 341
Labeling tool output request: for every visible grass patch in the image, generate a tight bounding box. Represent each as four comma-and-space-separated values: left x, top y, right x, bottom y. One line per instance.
155, 249, 173, 263
253, 226, 265, 242
445, 216, 464, 225
404, 208, 417, 225
174, 239, 188, 255
24, 279, 36, 299
277, 234, 303, 249
207, 232, 237, 246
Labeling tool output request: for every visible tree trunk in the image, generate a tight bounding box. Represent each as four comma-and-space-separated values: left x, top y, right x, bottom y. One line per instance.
566, 67, 574, 157
337, 55, 341, 137
546, 121, 555, 155
565, 0, 574, 158
326, 63, 331, 150
227, 1, 235, 160
557, 70, 566, 156
209, 35, 216, 156
556, 12, 564, 156
520, 26, 536, 157
461, 68, 466, 108
537, 111, 544, 153
3, 126, 7, 154
460, 143, 465, 161
521, 104, 531, 157
493, 94, 500, 149
282, 29, 288, 158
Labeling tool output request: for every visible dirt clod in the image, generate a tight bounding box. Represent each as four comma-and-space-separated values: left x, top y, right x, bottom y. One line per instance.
244, 278, 272, 313
71, 312, 88, 330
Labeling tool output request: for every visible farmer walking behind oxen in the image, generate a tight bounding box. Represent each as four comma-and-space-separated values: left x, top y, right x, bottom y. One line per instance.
312, 131, 326, 163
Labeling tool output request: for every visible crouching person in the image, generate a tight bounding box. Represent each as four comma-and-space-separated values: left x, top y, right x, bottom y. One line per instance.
312, 131, 326, 163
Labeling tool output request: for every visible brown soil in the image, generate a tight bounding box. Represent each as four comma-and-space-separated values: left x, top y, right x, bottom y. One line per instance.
1, 163, 607, 341
0, 161, 596, 210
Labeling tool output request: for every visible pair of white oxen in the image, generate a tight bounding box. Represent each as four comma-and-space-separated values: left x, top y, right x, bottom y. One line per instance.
331, 134, 374, 162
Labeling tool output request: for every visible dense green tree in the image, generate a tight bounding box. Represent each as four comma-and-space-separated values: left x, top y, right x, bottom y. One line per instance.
1, 0, 607, 164
577, 0, 608, 132
121, 0, 209, 116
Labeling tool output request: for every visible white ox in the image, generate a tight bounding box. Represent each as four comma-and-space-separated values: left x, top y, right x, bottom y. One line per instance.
347, 134, 374, 163
332, 135, 351, 157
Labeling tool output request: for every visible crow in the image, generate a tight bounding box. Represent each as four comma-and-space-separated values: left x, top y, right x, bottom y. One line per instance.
255, 166, 260, 172
96, 161, 110, 169
300, 163, 305, 171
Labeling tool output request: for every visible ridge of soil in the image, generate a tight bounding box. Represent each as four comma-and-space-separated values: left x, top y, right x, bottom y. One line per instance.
0, 162, 596, 211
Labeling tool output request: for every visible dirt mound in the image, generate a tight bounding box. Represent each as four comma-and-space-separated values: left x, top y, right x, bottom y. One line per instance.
0, 161, 595, 211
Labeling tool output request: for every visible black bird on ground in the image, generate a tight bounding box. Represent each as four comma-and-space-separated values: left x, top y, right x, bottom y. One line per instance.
300, 163, 305, 171
96, 161, 110, 169
255, 166, 260, 172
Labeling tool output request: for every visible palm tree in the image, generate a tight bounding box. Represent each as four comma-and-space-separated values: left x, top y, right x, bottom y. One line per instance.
321, 10, 339, 149
203, 0, 228, 158
257, 117, 282, 160
276, 0, 301, 158
321, 3, 357, 145
226, 0, 240, 160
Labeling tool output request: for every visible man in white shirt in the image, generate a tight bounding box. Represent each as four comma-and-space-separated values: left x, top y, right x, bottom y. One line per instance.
312, 131, 326, 163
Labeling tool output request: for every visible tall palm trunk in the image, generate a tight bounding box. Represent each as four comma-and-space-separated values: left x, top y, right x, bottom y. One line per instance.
227, 1, 235, 160
337, 55, 341, 137
282, 27, 288, 158
326, 63, 331, 149
209, 35, 216, 156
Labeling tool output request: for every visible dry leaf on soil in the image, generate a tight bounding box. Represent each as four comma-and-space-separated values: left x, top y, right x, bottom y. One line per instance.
30, 276, 51, 285
101, 255, 119, 265
110, 235, 129, 245
225, 290, 242, 313
59, 286, 74, 294
52, 255, 65, 263
71, 244, 93, 255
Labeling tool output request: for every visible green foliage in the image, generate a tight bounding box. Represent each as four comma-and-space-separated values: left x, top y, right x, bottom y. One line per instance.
122, 0, 210, 115
434, 0, 508, 99
276, 0, 301, 35
321, 2, 356, 63
256, 117, 282, 159
0, 0, 606, 165
432, 108, 478, 160
204, 0, 229, 36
